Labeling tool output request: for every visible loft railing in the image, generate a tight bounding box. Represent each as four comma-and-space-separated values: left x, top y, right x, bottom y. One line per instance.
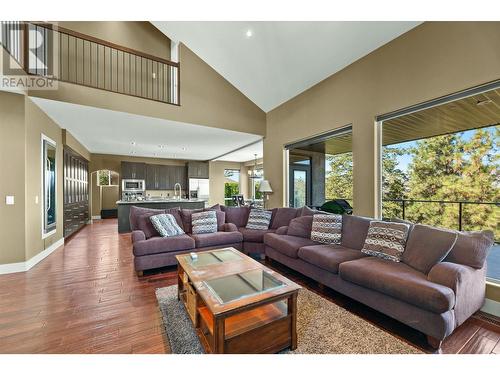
0, 21, 180, 105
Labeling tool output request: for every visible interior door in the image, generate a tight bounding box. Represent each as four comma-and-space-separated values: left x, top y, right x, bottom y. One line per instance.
289, 165, 311, 207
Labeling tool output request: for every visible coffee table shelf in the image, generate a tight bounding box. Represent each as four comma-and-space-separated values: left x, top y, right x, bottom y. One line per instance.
197, 301, 287, 339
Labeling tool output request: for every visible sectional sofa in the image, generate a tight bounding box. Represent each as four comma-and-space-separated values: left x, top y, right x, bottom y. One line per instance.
264, 214, 494, 350
129, 204, 493, 350
129, 205, 309, 274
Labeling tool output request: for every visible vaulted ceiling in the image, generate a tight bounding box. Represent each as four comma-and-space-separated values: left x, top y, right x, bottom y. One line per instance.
153, 21, 421, 112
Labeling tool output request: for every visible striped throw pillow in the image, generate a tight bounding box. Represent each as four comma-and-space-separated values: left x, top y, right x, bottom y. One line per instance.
361, 221, 410, 262
191, 210, 218, 234
311, 214, 342, 244
150, 213, 185, 237
246, 209, 272, 230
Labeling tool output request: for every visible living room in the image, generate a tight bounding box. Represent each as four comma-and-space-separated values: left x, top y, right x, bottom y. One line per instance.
1, 0, 499, 373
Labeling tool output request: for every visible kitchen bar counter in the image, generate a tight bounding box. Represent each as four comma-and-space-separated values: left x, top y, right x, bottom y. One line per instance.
116, 199, 206, 233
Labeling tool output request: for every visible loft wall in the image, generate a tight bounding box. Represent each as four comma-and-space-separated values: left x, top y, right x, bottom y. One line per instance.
265, 22, 500, 216
28, 22, 266, 136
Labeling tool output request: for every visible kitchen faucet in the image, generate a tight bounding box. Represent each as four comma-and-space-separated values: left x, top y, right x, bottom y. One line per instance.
174, 183, 182, 200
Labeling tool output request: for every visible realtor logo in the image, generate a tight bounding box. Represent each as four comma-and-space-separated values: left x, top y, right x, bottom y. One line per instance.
0, 22, 57, 90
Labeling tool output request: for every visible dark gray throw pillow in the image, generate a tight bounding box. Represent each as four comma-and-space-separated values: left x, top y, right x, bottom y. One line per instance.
402, 224, 458, 274
444, 230, 494, 269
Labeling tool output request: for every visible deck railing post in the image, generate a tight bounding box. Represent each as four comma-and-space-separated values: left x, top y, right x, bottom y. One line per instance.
458, 202, 463, 231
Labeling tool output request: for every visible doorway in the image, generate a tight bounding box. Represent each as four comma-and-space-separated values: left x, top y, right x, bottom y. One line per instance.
289, 156, 311, 207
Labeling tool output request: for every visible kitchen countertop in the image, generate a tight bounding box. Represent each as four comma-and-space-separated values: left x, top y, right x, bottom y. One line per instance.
116, 198, 208, 205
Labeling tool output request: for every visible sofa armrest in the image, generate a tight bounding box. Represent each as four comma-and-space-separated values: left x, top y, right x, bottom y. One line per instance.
275, 226, 288, 235
428, 262, 486, 325
131, 230, 146, 243
223, 223, 238, 232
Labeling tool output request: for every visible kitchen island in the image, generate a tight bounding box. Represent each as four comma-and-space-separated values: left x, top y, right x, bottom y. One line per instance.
116, 199, 206, 233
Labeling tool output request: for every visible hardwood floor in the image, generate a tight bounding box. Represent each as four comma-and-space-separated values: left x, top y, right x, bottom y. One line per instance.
0, 218, 498, 354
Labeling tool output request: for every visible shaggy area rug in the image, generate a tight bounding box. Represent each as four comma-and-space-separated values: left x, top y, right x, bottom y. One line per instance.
155, 285, 422, 354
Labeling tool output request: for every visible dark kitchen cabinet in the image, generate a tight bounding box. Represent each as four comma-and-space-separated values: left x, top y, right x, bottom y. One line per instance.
146, 164, 169, 190
174, 166, 187, 188
121, 162, 146, 180
187, 162, 209, 179
63, 147, 89, 238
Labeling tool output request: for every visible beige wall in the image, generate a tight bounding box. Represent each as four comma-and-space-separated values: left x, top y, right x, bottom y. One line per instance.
0, 92, 26, 264
24, 98, 64, 260
0, 92, 65, 264
209, 161, 249, 206
58, 22, 171, 61
62, 129, 91, 161
101, 186, 119, 210
265, 22, 500, 215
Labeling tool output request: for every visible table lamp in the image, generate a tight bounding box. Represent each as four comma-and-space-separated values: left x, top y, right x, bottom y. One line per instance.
259, 180, 273, 209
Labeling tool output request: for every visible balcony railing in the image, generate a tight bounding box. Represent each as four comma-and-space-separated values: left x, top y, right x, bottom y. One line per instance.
0, 21, 180, 105
384, 198, 499, 241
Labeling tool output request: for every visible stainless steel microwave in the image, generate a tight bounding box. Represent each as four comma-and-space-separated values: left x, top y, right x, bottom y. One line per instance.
122, 179, 145, 192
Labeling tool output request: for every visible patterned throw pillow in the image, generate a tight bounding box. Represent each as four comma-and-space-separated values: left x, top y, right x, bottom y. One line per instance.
361, 221, 410, 262
310, 214, 342, 244
191, 210, 218, 234
246, 209, 272, 230
150, 213, 185, 237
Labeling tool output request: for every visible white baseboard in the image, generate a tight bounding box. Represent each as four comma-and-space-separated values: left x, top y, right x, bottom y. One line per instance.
0, 237, 64, 275
481, 298, 500, 317
92, 215, 101, 220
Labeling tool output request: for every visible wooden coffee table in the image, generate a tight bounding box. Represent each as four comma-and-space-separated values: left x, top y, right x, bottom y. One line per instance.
176, 247, 301, 354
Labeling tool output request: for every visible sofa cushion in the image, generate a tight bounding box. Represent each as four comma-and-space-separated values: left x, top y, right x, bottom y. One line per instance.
270, 208, 299, 229
180, 208, 204, 233
339, 257, 455, 314
300, 205, 319, 216
190, 231, 243, 248
311, 214, 343, 244
238, 227, 276, 242
192, 210, 218, 234
444, 230, 494, 269
287, 216, 314, 238
361, 221, 410, 262
246, 209, 273, 230
298, 244, 367, 274
133, 234, 195, 256
402, 224, 458, 274
341, 215, 372, 250
150, 213, 185, 237
223, 206, 250, 228
129, 206, 165, 231
263, 233, 317, 258
137, 212, 162, 239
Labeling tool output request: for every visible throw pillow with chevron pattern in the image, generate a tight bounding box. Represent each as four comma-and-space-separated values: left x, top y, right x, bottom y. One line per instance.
191, 210, 218, 234
310, 214, 342, 244
361, 220, 410, 262
246, 209, 273, 230
150, 213, 185, 237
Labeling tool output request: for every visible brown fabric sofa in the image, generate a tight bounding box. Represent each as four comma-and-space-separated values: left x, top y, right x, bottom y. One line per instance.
264, 214, 494, 349
130, 205, 306, 274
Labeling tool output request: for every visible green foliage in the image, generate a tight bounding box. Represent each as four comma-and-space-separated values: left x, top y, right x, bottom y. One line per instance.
98, 170, 110, 186
224, 182, 239, 206
325, 126, 499, 238
325, 152, 353, 201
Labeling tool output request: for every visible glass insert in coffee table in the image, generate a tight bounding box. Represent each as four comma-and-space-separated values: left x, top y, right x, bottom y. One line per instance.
179, 249, 243, 268
203, 269, 285, 304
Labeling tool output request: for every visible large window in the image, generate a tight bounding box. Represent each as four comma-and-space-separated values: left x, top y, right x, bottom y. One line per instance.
224, 169, 240, 206
379, 86, 500, 282
42, 134, 57, 238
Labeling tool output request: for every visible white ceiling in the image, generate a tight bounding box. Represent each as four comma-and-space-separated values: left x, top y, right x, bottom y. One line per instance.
153, 21, 421, 112
31, 97, 262, 161
214, 140, 263, 162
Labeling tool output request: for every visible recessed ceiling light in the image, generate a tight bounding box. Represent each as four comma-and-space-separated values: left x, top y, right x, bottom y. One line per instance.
245, 29, 253, 38
158, 145, 164, 149
131, 141, 136, 146
181, 147, 187, 151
